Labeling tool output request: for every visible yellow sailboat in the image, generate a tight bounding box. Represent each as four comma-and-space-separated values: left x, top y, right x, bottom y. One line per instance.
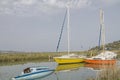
54, 54, 85, 64
54, 4, 85, 64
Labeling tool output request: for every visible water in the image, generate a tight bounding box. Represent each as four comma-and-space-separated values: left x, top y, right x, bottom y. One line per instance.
0, 62, 111, 80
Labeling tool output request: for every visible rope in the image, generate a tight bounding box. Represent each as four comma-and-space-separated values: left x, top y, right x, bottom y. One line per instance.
56, 10, 67, 52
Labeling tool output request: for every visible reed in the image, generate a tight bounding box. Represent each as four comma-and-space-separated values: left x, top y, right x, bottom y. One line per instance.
0, 52, 55, 63
0, 51, 86, 63
97, 65, 120, 80
87, 65, 120, 80
0, 50, 119, 65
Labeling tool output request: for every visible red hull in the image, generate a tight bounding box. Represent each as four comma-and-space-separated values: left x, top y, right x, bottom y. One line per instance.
85, 59, 116, 64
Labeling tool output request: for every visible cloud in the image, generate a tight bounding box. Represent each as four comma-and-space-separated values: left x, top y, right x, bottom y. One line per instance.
0, 0, 119, 16
0, 0, 91, 16
42, 0, 91, 8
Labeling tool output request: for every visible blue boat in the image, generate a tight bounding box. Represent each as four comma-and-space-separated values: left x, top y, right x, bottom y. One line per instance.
12, 67, 54, 80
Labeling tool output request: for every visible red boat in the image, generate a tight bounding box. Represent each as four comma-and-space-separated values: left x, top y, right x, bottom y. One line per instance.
85, 9, 117, 65
85, 51, 117, 64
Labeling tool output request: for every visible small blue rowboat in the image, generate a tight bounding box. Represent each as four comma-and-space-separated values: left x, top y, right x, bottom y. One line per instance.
12, 67, 54, 80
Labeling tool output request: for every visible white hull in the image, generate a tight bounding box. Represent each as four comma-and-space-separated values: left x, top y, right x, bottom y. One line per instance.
12, 67, 54, 80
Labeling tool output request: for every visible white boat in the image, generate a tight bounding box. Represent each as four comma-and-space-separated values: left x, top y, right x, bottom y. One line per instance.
85, 51, 117, 64
12, 67, 54, 80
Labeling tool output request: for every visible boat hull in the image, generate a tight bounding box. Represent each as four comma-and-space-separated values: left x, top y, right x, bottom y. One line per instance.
85, 59, 116, 64
12, 70, 54, 80
54, 57, 84, 64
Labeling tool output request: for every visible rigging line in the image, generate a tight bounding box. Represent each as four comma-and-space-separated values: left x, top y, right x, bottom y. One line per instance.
56, 10, 67, 52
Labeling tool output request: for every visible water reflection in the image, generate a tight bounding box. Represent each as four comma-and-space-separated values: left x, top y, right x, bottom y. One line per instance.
54, 63, 96, 80
55, 63, 85, 80
54, 63, 117, 80
55, 63, 115, 72
55, 63, 84, 72
85, 63, 116, 71
2, 62, 117, 80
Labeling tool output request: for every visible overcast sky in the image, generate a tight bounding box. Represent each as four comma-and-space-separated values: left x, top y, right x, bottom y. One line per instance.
0, 0, 120, 52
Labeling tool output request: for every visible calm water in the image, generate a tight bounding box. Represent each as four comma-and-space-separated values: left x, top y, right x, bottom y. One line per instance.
1, 62, 119, 80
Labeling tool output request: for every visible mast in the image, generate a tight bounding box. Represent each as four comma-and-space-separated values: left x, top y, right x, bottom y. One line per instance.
100, 8, 105, 53
66, 5, 70, 55
98, 21, 102, 49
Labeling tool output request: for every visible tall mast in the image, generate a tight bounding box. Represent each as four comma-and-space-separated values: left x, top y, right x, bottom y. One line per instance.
100, 8, 105, 53
66, 5, 70, 55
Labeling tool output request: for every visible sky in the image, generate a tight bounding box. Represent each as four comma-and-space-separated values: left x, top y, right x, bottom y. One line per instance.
0, 0, 120, 52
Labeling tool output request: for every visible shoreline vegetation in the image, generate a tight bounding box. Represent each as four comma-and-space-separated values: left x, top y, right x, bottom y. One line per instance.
0, 50, 120, 66
0, 40, 120, 65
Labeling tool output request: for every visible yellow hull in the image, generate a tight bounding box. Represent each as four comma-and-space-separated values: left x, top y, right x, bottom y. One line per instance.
54, 57, 84, 64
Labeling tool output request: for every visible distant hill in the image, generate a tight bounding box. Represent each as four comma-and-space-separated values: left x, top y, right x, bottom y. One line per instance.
90, 40, 120, 51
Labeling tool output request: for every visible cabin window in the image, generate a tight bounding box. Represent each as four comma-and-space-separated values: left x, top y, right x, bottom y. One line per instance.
93, 58, 102, 60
